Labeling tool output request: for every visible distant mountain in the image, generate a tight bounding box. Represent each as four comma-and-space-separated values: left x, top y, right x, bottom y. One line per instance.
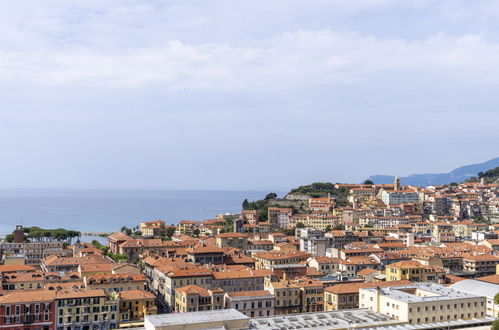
367, 156, 499, 186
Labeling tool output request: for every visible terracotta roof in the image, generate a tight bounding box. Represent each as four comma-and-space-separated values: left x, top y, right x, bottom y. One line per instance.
85, 273, 145, 284
186, 245, 224, 254
0, 265, 36, 273
56, 289, 107, 299
108, 232, 132, 241
44, 255, 111, 266
226, 290, 271, 298
464, 254, 499, 262
254, 250, 311, 261
212, 269, 271, 280
216, 233, 248, 238
80, 263, 115, 273
312, 256, 341, 264
119, 289, 155, 300
325, 280, 410, 294
357, 268, 379, 276
175, 285, 210, 296
0, 290, 56, 304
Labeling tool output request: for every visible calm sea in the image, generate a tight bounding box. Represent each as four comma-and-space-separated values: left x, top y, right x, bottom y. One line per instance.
0, 189, 276, 239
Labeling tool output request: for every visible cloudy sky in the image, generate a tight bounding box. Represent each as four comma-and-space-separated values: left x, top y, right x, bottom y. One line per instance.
0, 0, 498, 191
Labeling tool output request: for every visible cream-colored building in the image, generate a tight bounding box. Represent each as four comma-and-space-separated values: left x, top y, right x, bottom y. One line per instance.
359, 283, 486, 325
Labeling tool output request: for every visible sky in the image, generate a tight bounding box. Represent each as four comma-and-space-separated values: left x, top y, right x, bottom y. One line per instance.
0, 0, 498, 191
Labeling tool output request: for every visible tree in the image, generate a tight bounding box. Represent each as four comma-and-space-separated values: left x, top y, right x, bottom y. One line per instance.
325, 225, 332, 232
450, 182, 458, 186
193, 229, 200, 237
363, 180, 374, 185
264, 193, 277, 200
242, 199, 250, 209
491, 319, 499, 330
121, 226, 127, 233
165, 227, 176, 238
125, 228, 133, 236
494, 292, 499, 306
296, 222, 305, 228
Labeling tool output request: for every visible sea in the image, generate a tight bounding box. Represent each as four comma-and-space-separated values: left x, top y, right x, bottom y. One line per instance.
0, 189, 276, 243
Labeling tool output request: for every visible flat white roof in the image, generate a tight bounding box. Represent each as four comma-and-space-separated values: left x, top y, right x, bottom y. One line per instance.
145, 309, 249, 327
361, 283, 482, 303
248, 309, 402, 330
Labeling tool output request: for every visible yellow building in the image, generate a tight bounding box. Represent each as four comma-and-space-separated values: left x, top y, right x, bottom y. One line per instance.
174, 285, 224, 313
85, 273, 146, 294
215, 232, 249, 250
386, 260, 444, 283
55, 289, 118, 329
118, 290, 157, 328
140, 220, 165, 237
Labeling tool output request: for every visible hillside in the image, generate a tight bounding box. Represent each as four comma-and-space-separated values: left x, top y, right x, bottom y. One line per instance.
368, 156, 499, 186
467, 166, 499, 184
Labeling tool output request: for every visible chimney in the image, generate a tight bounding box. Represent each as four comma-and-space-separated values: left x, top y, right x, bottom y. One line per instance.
375, 286, 381, 313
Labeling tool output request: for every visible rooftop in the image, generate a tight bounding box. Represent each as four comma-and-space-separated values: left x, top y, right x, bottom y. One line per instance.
248, 309, 402, 330
145, 309, 249, 327
361, 283, 483, 303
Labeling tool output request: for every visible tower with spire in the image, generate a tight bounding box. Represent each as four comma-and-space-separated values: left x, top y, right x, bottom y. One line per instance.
394, 174, 401, 191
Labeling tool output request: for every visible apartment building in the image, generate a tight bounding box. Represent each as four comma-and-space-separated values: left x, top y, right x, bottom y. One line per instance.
211, 269, 270, 293
139, 220, 165, 237
118, 290, 157, 327
225, 290, 275, 318
186, 245, 225, 264
386, 260, 445, 283
84, 273, 146, 293
254, 250, 311, 270
107, 232, 132, 255
0, 241, 65, 267
268, 207, 293, 228
0, 290, 56, 330
215, 233, 249, 250
323, 280, 410, 311
55, 289, 118, 330
42, 255, 112, 274
174, 285, 224, 313
153, 266, 213, 310
463, 254, 499, 277
359, 283, 486, 324
265, 280, 301, 315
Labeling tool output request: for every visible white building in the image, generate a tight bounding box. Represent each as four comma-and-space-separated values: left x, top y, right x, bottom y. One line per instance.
450, 279, 499, 317
381, 190, 419, 205
359, 283, 487, 325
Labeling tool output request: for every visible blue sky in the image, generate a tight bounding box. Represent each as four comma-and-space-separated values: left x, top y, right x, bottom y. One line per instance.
0, 0, 498, 191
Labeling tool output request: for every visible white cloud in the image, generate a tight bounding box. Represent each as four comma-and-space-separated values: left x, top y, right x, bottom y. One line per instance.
1, 30, 499, 93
